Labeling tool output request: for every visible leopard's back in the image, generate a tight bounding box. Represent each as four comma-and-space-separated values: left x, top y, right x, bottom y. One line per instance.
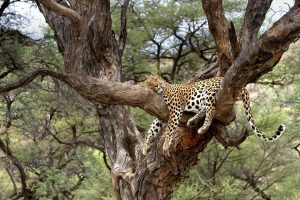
184, 77, 223, 112
162, 77, 223, 109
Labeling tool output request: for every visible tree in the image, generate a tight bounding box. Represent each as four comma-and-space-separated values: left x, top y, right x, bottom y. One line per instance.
1, 0, 300, 199
0, 28, 114, 199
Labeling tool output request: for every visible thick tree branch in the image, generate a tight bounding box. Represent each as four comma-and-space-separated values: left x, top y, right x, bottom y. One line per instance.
201, 0, 237, 75
214, 128, 249, 148
0, 67, 169, 123
239, 0, 273, 49
72, 78, 170, 120
228, 1, 300, 86
38, 0, 82, 26
0, 68, 70, 93
216, 3, 300, 123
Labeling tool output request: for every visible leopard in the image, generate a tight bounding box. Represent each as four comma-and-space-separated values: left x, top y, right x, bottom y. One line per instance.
142, 75, 286, 155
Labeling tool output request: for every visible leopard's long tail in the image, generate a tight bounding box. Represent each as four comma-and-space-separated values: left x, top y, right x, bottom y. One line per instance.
241, 88, 285, 141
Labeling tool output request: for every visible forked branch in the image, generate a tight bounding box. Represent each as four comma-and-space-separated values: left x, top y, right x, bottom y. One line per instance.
292, 143, 300, 156
215, 2, 300, 123
223, 3, 300, 92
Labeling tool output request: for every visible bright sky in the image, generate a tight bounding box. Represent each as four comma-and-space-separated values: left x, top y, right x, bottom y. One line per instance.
3, 1, 46, 39
268, 0, 295, 20
2, 0, 296, 39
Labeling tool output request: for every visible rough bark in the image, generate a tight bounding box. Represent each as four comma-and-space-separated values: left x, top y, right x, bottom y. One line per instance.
239, 0, 273, 49
201, 0, 239, 75
1, 0, 300, 199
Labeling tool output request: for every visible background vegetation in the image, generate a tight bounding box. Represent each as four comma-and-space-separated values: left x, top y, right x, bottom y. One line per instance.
0, 0, 299, 199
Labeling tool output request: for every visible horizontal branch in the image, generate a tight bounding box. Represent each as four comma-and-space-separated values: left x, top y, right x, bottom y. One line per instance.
0, 67, 169, 123
73, 77, 169, 120
38, 0, 82, 25
0, 68, 70, 93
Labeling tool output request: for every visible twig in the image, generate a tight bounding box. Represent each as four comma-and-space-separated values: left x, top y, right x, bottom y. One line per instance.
0, 139, 32, 199
0, 68, 70, 93
0, 0, 10, 17
292, 143, 300, 156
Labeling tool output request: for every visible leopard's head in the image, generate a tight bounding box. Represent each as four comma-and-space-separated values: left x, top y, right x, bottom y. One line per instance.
144, 75, 166, 94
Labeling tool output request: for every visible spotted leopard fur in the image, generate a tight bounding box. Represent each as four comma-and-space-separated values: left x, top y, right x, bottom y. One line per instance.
143, 75, 286, 154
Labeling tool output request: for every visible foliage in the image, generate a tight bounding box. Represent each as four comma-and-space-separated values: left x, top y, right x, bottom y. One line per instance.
112, 0, 246, 82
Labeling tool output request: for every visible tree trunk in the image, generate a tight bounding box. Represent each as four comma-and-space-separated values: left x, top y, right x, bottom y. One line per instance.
36, 0, 213, 199
1, 0, 298, 199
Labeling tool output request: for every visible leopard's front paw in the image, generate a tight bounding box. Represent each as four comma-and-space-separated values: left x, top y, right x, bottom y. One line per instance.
197, 127, 205, 134
187, 118, 197, 127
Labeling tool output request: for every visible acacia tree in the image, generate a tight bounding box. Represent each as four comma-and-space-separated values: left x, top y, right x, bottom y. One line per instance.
1, 0, 300, 199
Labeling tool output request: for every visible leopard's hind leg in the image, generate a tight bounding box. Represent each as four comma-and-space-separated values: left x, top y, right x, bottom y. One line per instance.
162, 109, 183, 155
197, 105, 215, 134
197, 94, 216, 134
143, 118, 162, 154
